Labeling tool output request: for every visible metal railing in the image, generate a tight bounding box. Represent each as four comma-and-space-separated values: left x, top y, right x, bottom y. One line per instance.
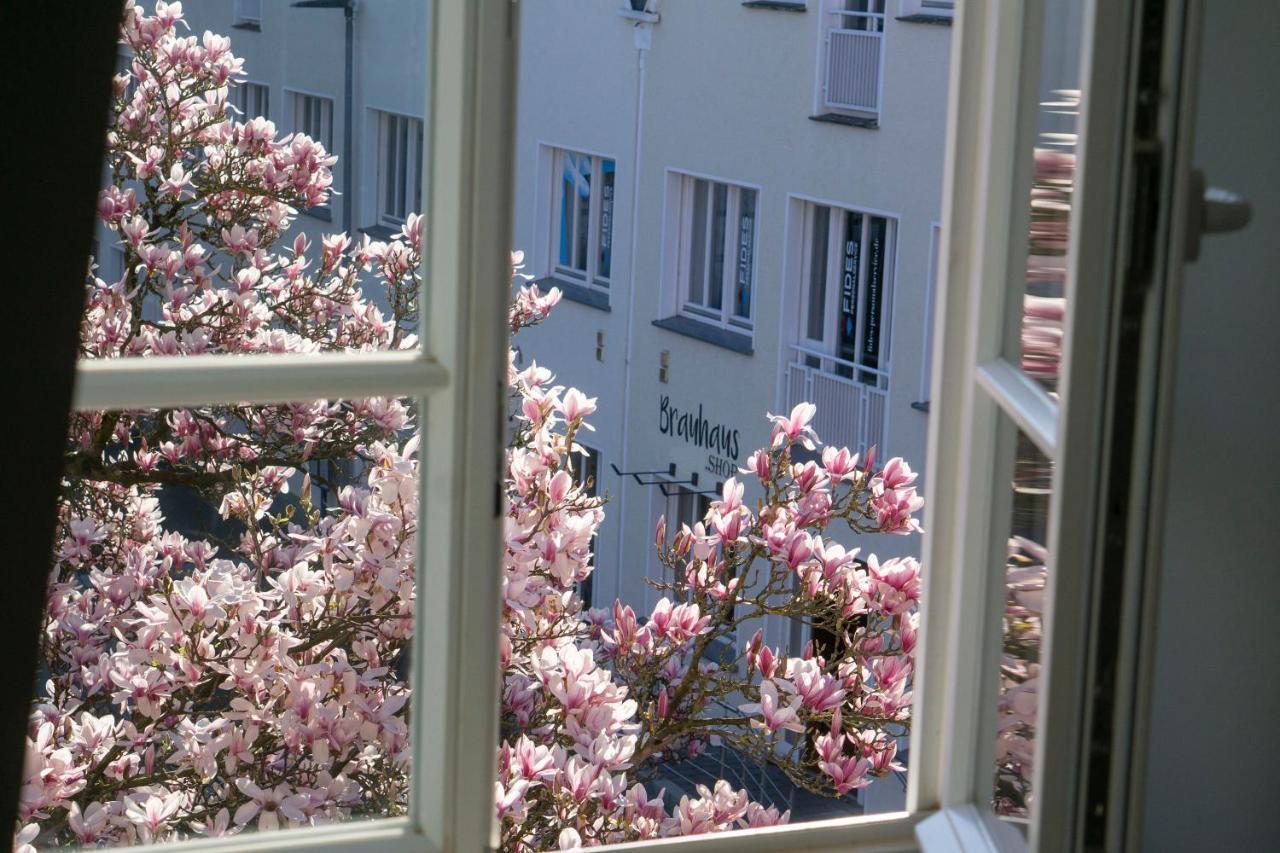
785, 344, 889, 456
823, 10, 884, 114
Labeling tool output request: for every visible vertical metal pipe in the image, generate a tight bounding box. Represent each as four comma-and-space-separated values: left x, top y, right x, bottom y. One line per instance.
343, 1, 355, 235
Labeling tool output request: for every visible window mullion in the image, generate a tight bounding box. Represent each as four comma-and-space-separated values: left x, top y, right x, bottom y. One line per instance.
412, 1, 514, 851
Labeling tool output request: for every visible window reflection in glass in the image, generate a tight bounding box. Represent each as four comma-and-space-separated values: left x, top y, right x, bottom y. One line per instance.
994, 429, 1052, 820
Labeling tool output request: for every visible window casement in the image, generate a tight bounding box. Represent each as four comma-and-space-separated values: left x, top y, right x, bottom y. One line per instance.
231, 80, 270, 121
234, 0, 263, 28
818, 0, 887, 118
671, 173, 758, 333
58, 4, 516, 853
787, 200, 896, 456
374, 110, 425, 228
550, 148, 616, 291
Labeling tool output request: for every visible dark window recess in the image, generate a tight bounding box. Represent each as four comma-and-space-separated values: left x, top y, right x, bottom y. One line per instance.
536, 276, 611, 312
895, 14, 953, 25
652, 315, 753, 356
810, 113, 880, 129
359, 223, 399, 241
741, 1, 807, 11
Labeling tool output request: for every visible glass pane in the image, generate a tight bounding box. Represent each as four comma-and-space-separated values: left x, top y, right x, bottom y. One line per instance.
559, 154, 574, 267
859, 215, 889, 383
837, 211, 863, 379
708, 183, 729, 311
506, 0, 954, 840
573, 155, 592, 270
688, 179, 709, 305
597, 159, 615, 281
993, 428, 1053, 820
90, 3, 426, 360
806, 206, 830, 341
1014, 0, 1083, 395
25, 397, 417, 845
734, 188, 756, 319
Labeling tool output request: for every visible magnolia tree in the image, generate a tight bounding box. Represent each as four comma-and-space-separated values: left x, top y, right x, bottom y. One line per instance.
15, 4, 925, 850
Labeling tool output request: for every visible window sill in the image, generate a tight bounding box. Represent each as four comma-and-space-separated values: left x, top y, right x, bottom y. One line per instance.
741, 1, 807, 11
231, 21, 262, 32
304, 206, 333, 223
536, 276, 611, 312
809, 112, 880, 129
360, 224, 399, 241
911, 400, 930, 413
652, 316, 753, 356
895, 13, 953, 26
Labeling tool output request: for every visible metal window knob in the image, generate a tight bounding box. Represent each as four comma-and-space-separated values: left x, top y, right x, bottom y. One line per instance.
1185, 167, 1253, 261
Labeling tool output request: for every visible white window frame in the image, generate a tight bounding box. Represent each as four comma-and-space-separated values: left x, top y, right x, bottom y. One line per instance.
234, 0, 263, 27
94, 2, 1137, 851
373, 109, 425, 229
82, 4, 514, 853
231, 79, 270, 120
666, 170, 760, 334
549, 147, 616, 291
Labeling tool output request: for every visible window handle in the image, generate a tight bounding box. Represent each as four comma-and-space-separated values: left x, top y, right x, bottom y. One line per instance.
1185, 167, 1253, 261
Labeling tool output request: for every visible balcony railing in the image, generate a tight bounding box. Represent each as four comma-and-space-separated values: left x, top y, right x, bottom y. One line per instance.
785, 344, 889, 457
823, 11, 884, 115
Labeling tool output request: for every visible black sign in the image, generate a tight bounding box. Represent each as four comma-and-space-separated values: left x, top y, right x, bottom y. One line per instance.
659, 395, 741, 461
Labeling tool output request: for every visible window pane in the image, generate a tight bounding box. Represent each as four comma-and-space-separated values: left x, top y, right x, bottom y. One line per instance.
573, 155, 592, 270
506, 0, 953, 841
734, 188, 756, 320
597, 159, 615, 280
807, 206, 831, 341
687, 178, 709, 305
837, 211, 863, 378
27, 398, 417, 845
859, 215, 889, 383
563, 153, 578, 266
1014, 0, 1082, 397
993, 428, 1053, 820
708, 182, 728, 311
89, 7, 426, 363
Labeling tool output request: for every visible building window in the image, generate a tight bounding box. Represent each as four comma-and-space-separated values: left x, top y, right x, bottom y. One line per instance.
233, 0, 262, 28
574, 446, 602, 609
231, 80, 269, 120
290, 91, 334, 150
819, 0, 887, 117
375, 111, 424, 228
672, 174, 757, 331
551, 149, 615, 290
785, 201, 895, 455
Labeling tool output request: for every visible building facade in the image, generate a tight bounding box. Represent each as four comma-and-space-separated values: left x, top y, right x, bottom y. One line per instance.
99, 0, 428, 288
513, 1, 952, 665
